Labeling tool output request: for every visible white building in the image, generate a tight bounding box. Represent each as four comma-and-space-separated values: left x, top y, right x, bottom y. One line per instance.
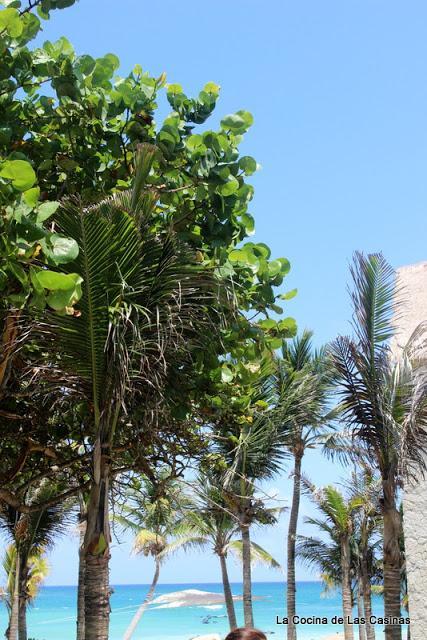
394, 261, 427, 640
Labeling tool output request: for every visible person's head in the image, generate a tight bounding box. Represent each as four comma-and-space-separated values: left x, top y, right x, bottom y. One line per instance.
225, 628, 267, 640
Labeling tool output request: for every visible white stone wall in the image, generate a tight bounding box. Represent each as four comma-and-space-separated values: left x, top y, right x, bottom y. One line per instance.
394, 261, 427, 640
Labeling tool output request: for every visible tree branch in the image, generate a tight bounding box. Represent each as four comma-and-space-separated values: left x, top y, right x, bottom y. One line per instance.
0, 481, 90, 514
19, 0, 44, 16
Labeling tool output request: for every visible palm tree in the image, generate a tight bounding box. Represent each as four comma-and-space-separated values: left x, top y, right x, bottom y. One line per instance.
2, 545, 49, 640
346, 470, 383, 640
114, 470, 193, 640
45, 145, 220, 639
270, 331, 331, 640
300, 480, 363, 640
183, 474, 281, 630
218, 416, 286, 627
297, 519, 351, 595
329, 252, 427, 640
0, 481, 73, 640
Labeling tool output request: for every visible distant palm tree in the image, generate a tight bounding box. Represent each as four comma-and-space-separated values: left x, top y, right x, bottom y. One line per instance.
0, 481, 73, 640
346, 470, 382, 640
299, 480, 363, 640
182, 474, 281, 630
115, 471, 194, 640
218, 416, 287, 627
2, 545, 49, 638
329, 252, 427, 640
270, 330, 331, 640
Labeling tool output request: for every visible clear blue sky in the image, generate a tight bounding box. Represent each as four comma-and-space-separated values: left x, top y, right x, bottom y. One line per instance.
10, 0, 427, 586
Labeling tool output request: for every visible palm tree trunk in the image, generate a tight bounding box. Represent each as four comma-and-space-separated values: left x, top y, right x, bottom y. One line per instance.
83, 442, 111, 640
8, 548, 20, 640
18, 599, 27, 640
287, 451, 303, 640
382, 476, 402, 640
18, 562, 28, 640
241, 523, 254, 628
77, 503, 86, 640
357, 575, 366, 640
361, 557, 375, 640
219, 553, 237, 630
341, 536, 354, 640
123, 557, 160, 640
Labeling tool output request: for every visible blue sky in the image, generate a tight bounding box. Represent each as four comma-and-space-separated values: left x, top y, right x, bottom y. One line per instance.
10, 0, 427, 586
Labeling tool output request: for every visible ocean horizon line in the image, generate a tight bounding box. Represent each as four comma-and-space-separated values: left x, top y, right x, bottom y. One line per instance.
41, 579, 322, 588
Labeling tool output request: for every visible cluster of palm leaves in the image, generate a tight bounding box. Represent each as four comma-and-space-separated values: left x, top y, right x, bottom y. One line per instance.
110, 468, 283, 639
0, 481, 74, 640
297, 471, 383, 640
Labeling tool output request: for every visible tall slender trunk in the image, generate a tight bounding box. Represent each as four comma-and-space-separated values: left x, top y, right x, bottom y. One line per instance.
18, 562, 28, 640
77, 500, 87, 640
357, 575, 366, 640
17, 599, 27, 640
219, 553, 237, 630
241, 523, 254, 628
382, 475, 402, 640
83, 441, 111, 640
287, 451, 303, 640
8, 549, 20, 640
341, 536, 354, 640
360, 557, 375, 640
123, 557, 160, 640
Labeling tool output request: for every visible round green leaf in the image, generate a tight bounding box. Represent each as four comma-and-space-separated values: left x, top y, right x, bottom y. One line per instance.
239, 156, 257, 175
253, 243, 271, 259
0, 7, 23, 37
44, 234, 79, 264
220, 113, 246, 132
268, 337, 283, 350
228, 249, 246, 263
23, 187, 40, 208
277, 257, 291, 276
46, 283, 81, 311
278, 317, 298, 338
221, 110, 254, 134
268, 259, 282, 277
221, 365, 234, 383
258, 318, 277, 330
0, 159, 36, 191
218, 175, 239, 196
279, 288, 298, 300
241, 213, 255, 235
167, 83, 183, 94
36, 201, 60, 222
35, 270, 82, 291
203, 81, 220, 96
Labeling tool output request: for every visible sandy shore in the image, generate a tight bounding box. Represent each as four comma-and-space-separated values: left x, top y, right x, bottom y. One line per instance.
321, 633, 344, 640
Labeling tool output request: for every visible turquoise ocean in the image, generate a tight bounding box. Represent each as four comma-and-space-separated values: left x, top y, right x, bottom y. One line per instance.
0, 581, 385, 640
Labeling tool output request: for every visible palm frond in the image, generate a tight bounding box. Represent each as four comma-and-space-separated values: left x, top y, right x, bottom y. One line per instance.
228, 539, 281, 570
133, 529, 166, 556
41, 147, 222, 437
159, 534, 208, 559
350, 252, 397, 350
